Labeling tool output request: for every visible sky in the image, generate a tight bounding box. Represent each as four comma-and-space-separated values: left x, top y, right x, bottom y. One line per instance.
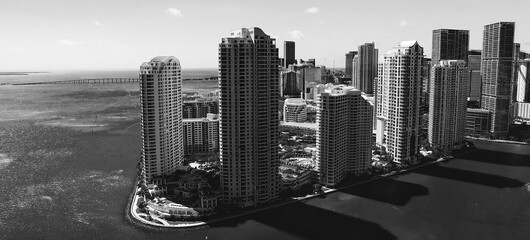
1, 0, 530, 71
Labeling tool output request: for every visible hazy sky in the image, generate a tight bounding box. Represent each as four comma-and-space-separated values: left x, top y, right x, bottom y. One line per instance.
1, 0, 529, 71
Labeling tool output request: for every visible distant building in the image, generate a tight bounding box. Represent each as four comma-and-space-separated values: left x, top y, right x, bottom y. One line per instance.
468, 50, 482, 103
139, 56, 184, 181
345, 51, 357, 79
219, 27, 280, 207
466, 108, 490, 133
183, 114, 219, 155
284, 41, 296, 68
432, 29, 469, 64
183, 97, 219, 119
283, 98, 307, 122
317, 85, 373, 187
281, 70, 304, 98
515, 59, 530, 102
353, 42, 378, 94
376, 41, 423, 164
429, 60, 469, 151
481, 22, 515, 136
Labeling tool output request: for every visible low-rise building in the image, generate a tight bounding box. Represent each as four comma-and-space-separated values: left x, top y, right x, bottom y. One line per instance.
283, 98, 307, 122
514, 102, 530, 123
466, 108, 490, 133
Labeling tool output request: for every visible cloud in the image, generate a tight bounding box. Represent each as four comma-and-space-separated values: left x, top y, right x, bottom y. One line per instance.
166, 8, 183, 17
11, 47, 24, 52
306, 7, 319, 13
94, 21, 101, 26
399, 20, 408, 27
59, 39, 86, 46
288, 30, 304, 39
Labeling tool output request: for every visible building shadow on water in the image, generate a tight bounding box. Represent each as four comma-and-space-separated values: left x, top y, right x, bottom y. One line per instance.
338, 178, 429, 206
413, 164, 524, 188
460, 149, 530, 167
209, 201, 397, 240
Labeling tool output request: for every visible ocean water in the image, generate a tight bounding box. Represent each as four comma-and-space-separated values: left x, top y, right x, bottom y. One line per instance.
1, 71, 530, 239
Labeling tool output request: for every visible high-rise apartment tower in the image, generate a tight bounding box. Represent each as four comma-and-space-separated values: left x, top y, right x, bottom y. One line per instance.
139, 56, 183, 181
219, 27, 280, 207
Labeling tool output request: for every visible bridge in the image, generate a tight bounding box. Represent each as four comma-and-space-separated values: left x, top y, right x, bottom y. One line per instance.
12, 78, 140, 85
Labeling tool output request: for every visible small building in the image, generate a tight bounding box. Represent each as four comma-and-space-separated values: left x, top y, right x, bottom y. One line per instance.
183, 114, 219, 155
283, 98, 308, 122
466, 108, 490, 133
514, 102, 530, 123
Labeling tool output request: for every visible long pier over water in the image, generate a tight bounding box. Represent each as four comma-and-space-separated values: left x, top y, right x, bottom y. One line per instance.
12, 78, 139, 85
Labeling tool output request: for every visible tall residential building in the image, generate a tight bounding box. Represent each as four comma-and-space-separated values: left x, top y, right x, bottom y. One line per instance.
283, 98, 307, 122
516, 59, 530, 102
284, 41, 296, 68
432, 29, 469, 64
481, 22, 515, 136
219, 27, 280, 207
428, 60, 469, 151
345, 51, 357, 79
317, 85, 373, 187
468, 50, 482, 103
353, 42, 378, 94
421, 58, 432, 114
183, 114, 219, 155
375, 41, 423, 164
139, 56, 183, 181
512, 43, 521, 102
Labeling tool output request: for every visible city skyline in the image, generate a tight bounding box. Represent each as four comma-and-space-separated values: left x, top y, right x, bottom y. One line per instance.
2, 0, 530, 71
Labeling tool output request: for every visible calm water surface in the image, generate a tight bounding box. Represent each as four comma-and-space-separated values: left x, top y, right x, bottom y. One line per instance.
1, 72, 529, 240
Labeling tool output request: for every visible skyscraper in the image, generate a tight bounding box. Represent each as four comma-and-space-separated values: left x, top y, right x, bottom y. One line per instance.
375, 41, 423, 164
345, 51, 357, 79
281, 70, 303, 98
317, 85, 373, 187
429, 60, 469, 151
468, 50, 482, 103
481, 22, 515, 136
354, 43, 378, 94
515, 59, 530, 103
139, 56, 183, 182
219, 27, 280, 207
432, 29, 469, 64
284, 41, 296, 68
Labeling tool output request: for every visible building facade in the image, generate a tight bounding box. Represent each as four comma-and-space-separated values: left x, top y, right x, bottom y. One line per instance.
139, 56, 183, 181
353, 42, 378, 95
515, 59, 530, 103
468, 50, 482, 103
481, 22, 515, 136
432, 29, 469, 64
284, 41, 296, 68
183, 114, 219, 155
375, 41, 423, 164
219, 27, 280, 207
466, 108, 490, 134
182, 97, 219, 119
316, 85, 373, 187
283, 98, 307, 122
428, 60, 469, 151
345, 51, 357, 79
281, 70, 303, 98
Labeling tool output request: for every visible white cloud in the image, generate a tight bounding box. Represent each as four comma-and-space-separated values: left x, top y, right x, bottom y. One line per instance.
288, 30, 304, 39
11, 47, 24, 52
399, 20, 408, 27
94, 21, 101, 26
306, 7, 319, 13
59, 39, 86, 46
166, 8, 183, 17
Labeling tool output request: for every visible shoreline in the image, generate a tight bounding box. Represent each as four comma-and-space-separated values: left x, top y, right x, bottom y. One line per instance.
466, 136, 529, 145
126, 155, 453, 230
